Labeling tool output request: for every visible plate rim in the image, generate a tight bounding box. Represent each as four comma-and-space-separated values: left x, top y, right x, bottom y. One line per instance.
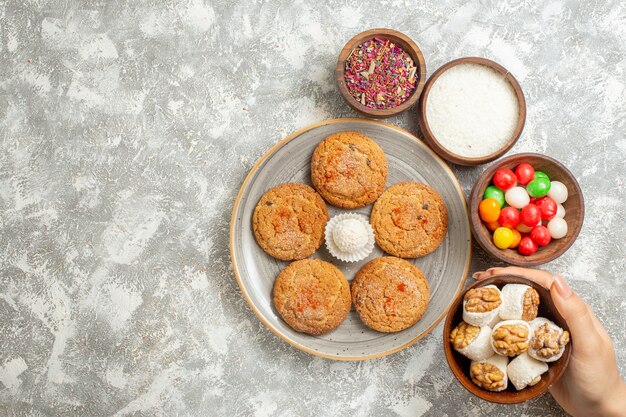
229, 117, 472, 361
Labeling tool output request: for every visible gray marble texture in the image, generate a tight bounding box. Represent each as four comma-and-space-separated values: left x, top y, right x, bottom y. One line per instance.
0, 0, 624, 416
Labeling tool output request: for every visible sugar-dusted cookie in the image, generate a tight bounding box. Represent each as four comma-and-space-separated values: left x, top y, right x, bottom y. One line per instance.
311, 131, 388, 208
253, 183, 328, 260
370, 182, 448, 258
351, 257, 429, 332
273, 259, 351, 335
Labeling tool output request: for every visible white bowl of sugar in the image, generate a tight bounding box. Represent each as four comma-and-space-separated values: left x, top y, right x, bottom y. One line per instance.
417, 57, 526, 166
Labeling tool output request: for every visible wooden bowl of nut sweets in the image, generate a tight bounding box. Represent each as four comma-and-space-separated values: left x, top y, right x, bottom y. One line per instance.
443, 275, 571, 404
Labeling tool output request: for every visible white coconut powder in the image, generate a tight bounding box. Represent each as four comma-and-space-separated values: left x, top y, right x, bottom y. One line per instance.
425, 63, 520, 158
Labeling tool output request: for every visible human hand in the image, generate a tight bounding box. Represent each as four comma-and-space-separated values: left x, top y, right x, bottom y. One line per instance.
473, 267, 626, 417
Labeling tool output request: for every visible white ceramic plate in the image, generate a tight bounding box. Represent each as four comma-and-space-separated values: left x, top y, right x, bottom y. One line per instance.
230, 118, 471, 360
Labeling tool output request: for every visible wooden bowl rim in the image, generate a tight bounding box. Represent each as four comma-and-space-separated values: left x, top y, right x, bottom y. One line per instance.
469, 152, 585, 266
336, 28, 427, 119
442, 275, 572, 404
417, 57, 527, 166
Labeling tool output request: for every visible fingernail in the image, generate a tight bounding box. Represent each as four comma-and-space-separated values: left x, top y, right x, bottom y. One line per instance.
553, 275, 573, 299
472, 272, 480, 279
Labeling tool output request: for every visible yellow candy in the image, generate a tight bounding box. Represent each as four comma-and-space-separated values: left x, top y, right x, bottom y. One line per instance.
509, 229, 522, 248
493, 227, 515, 249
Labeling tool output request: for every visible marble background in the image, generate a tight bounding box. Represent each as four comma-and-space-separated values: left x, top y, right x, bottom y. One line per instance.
1, 0, 625, 416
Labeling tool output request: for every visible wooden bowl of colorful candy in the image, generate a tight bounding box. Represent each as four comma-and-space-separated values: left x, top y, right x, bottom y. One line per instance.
336, 28, 426, 119
469, 153, 584, 266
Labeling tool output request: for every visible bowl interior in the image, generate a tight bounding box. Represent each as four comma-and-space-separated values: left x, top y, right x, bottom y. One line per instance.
417, 57, 526, 166
443, 275, 571, 404
336, 29, 426, 118
470, 153, 584, 266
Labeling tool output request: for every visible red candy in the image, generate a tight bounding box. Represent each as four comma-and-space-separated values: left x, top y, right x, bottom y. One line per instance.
531, 225, 552, 246
515, 163, 535, 186
498, 206, 521, 229
520, 204, 541, 227
535, 196, 557, 220
518, 236, 539, 255
493, 169, 517, 190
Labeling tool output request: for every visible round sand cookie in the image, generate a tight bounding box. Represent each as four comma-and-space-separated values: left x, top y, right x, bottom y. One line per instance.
370, 182, 448, 258
351, 257, 430, 332
273, 259, 351, 335
311, 131, 388, 209
253, 183, 328, 261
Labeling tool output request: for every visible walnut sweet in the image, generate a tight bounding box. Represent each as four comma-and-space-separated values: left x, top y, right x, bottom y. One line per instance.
464, 287, 502, 313
450, 321, 480, 350
531, 323, 570, 359
470, 362, 506, 391
521, 288, 540, 321
492, 324, 530, 356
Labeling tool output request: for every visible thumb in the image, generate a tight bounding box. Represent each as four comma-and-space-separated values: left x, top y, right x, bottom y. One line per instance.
550, 275, 598, 356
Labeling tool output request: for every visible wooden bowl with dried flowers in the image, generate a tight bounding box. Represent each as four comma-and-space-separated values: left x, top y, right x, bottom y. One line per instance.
336, 29, 426, 119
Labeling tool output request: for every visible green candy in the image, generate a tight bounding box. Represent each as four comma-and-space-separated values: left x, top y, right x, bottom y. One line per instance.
534, 171, 549, 181
527, 177, 551, 197
484, 185, 505, 208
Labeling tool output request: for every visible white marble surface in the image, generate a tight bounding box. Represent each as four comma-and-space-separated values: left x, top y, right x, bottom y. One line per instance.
0, 0, 625, 416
